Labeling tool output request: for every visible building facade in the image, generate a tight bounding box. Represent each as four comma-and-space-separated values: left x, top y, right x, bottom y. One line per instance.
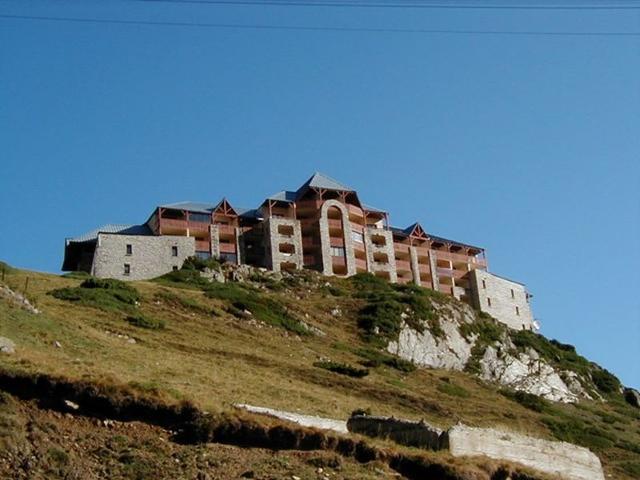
63, 173, 535, 330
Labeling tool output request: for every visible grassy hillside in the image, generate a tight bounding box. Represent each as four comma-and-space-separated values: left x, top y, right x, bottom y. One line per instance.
0, 262, 638, 479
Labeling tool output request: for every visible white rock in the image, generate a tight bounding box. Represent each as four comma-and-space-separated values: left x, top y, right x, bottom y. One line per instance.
0, 337, 16, 354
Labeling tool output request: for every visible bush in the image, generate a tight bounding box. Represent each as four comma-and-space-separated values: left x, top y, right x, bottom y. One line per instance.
591, 368, 620, 395
314, 361, 369, 378
499, 389, 550, 413
182, 256, 222, 272
543, 417, 615, 451
126, 314, 165, 330
205, 283, 308, 335
352, 273, 440, 344
49, 277, 141, 312
356, 348, 416, 373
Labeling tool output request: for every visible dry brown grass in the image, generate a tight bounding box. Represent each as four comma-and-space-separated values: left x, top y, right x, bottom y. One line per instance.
0, 266, 638, 479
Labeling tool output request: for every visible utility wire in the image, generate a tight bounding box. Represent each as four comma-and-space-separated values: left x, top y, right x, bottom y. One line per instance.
137, 0, 640, 9
1, 13, 638, 36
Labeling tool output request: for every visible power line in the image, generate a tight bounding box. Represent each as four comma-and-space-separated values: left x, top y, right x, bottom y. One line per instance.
1, 13, 638, 36
137, 0, 640, 9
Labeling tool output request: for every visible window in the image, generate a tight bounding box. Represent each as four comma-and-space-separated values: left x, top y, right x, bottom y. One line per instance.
511, 289, 515, 299
171, 246, 178, 257
220, 253, 237, 264
330, 246, 345, 257
126, 244, 132, 256
487, 297, 492, 307
195, 251, 211, 260
516, 306, 520, 316
172, 266, 178, 271
482, 279, 486, 289
124, 264, 131, 276
351, 231, 364, 244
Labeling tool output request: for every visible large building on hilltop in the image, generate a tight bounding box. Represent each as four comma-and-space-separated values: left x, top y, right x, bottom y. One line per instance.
63, 173, 536, 330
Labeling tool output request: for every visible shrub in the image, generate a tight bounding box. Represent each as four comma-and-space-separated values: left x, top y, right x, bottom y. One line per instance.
314, 361, 369, 378
182, 256, 222, 272
353, 273, 439, 344
499, 389, 550, 413
356, 348, 416, 373
542, 417, 615, 451
205, 283, 308, 335
591, 368, 620, 395
49, 277, 141, 312
126, 314, 165, 330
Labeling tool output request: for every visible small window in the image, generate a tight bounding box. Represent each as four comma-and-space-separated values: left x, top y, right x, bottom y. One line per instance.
330, 246, 345, 257
482, 279, 486, 289
126, 244, 132, 256
172, 266, 178, 271
516, 306, 520, 316
487, 297, 492, 307
511, 289, 515, 299
171, 246, 178, 257
351, 231, 364, 244
124, 264, 131, 276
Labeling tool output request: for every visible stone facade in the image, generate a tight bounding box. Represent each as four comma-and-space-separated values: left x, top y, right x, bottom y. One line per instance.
447, 425, 605, 480
468, 270, 535, 330
263, 217, 303, 272
209, 224, 220, 258
364, 227, 397, 282
318, 199, 356, 276
92, 233, 195, 281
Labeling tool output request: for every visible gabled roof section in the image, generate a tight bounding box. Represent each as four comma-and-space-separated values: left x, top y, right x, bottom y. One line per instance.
404, 222, 427, 239
236, 207, 262, 219
68, 224, 152, 243
213, 197, 238, 216
159, 201, 216, 214
428, 233, 483, 251
296, 172, 353, 196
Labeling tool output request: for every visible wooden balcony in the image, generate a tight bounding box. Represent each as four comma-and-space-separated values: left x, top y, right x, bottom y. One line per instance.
355, 258, 367, 270
219, 243, 236, 254
396, 259, 411, 272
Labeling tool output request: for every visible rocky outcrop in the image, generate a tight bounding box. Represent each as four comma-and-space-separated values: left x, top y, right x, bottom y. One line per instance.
386, 302, 592, 403
387, 304, 475, 371
479, 345, 589, 403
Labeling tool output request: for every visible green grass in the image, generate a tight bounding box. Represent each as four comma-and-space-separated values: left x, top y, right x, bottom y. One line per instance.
351, 273, 441, 345
49, 277, 141, 313
437, 380, 471, 398
356, 348, 416, 373
499, 389, 552, 414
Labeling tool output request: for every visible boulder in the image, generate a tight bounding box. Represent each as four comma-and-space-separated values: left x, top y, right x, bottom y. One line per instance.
624, 388, 640, 408
0, 336, 15, 354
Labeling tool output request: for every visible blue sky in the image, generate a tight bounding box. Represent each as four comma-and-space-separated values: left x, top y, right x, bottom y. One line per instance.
1, 1, 638, 387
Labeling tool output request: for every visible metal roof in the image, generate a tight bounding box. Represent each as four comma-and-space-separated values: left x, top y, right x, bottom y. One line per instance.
68, 224, 152, 243
266, 190, 298, 203
297, 172, 353, 193
159, 201, 216, 214
390, 225, 483, 251
236, 207, 262, 219
362, 203, 387, 214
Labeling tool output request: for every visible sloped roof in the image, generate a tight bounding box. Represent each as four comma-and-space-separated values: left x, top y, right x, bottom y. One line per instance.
390, 225, 483, 251
159, 201, 216, 214
68, 224, 152, 243
236, 207, 262, 219
297, 172, 353, 194
266, 190, 298, 203
362, 203, 387, 214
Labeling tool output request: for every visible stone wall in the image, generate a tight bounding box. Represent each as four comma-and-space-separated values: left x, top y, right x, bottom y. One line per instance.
364, 227, 397, 282
318, 200, 356, 276
347, 415, 443, 450
447, 425, 605, 480
468, 270, 535, 330
263, 217, 303, 272
92, 233, 195, 281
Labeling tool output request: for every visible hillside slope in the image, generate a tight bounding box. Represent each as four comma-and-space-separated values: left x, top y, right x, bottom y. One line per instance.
0, 261, 638, 479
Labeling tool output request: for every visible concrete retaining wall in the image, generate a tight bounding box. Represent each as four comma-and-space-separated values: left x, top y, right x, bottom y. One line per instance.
447, 425, 605, 480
